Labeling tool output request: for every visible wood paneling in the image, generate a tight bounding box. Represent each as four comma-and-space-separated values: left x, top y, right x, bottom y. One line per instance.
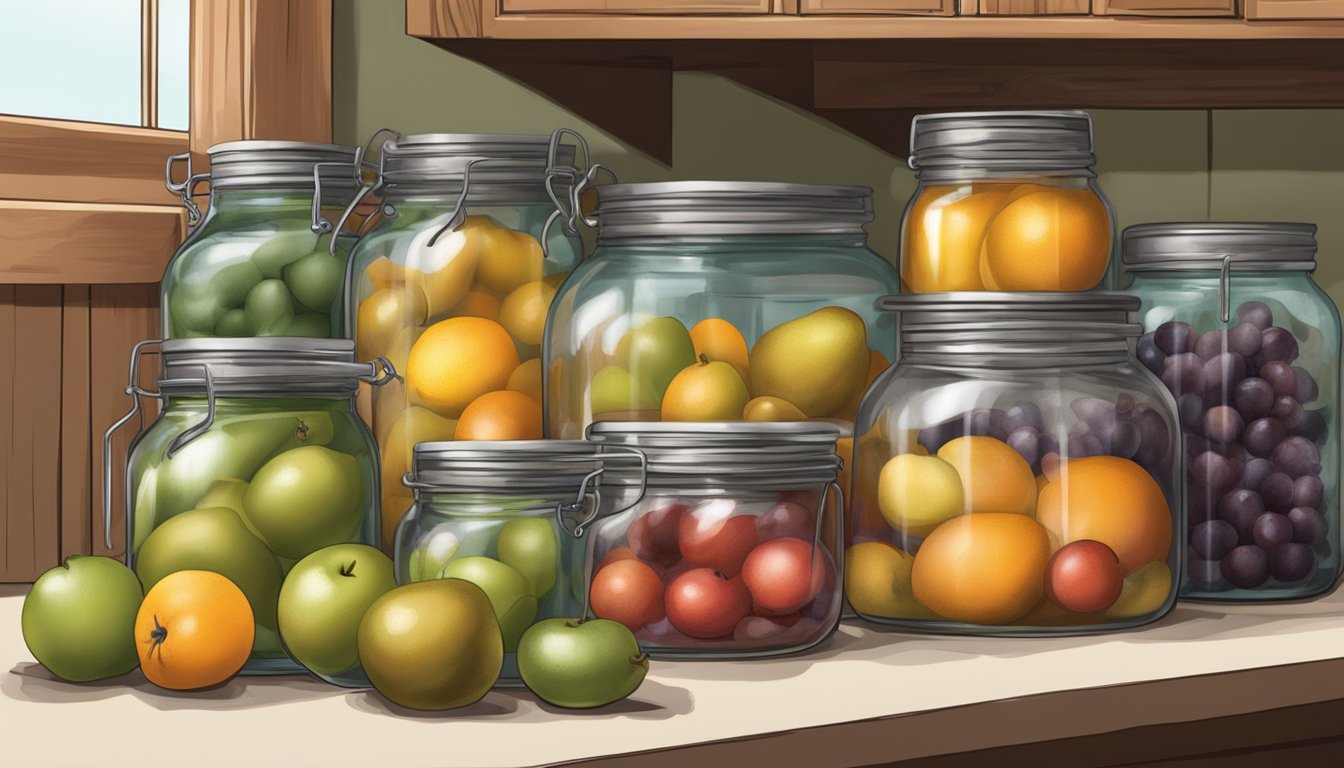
801, 0, 953, 13
978, 0, 1089, 12
1095, 0, 1237, 15
407, 0, 483, 37
59, 286, 92, 562
501, 0, 774, 12
1247, 0, 1344, 17
0, 201, 184, 284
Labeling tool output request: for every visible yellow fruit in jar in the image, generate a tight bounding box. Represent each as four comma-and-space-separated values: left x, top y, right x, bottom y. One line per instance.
450, 290, 502, 322
749, 307, 869, 418
543, 271, 570, 290
405, 317, 520, 418
877, 454, 965, 538
912, 513, 1051, 625
980, 188, 1110, 292
689, 318, 750, 385
381, 407, 459, 500
936, 436, 1037, 517
365, 257, 406, 290
356, 382, 373, 430
506, 358, 543, 403
845, 541, 929, 619
470, 218, 543, 295
405, 224, 481, 319
1105, 561, 1172, 618
499, 280, 557, 347
902, 186, 1010, 293
380, 493, 414, 554
742, 396, 807, 422
454, 390, 543, 441
661, 356, 751, 422
357, 286, 429, 362
1036, 456, 1172, 575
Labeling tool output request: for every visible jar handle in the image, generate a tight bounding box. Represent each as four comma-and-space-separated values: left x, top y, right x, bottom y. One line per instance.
165, 152, 209, 227
324, 128, 402, 256
165, 364, 217, 460
554, 446, 648, 539
1218, 253, 1234, 324
102, 340, 165, 553
543, 127, 616, 259
311, 159, 365, 262
425, 157, 492, 249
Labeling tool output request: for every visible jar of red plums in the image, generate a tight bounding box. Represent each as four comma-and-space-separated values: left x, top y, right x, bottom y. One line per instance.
1123, 223, 1340, 600
584, 422, 843, 658
849, 293, 1180, 635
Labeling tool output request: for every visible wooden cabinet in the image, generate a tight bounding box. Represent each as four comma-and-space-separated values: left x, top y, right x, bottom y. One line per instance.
501, 0, 776, 12
800, 0, 955, 15
1095, 0, 1237, 15
1247, 0, 1344, 17
978, 0, 1088, 13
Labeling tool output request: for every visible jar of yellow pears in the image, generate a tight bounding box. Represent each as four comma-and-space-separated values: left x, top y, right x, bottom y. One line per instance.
345, 133, 584, 545
901, 111, 1116, 293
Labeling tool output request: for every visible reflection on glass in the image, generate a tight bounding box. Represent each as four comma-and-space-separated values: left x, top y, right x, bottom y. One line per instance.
157, 0, 189, 130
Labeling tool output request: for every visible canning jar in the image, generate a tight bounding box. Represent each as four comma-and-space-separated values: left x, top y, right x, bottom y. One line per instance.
901, 111, 1116, 293
545, 181, 901, 441
108, 338, 389, 677
1123, 223, 1341, 600
585, 422, 844, 658
344, 132, 585, 546
849, 294, 1180, 635
394, 440, 646, 683
161, 141, 361, 338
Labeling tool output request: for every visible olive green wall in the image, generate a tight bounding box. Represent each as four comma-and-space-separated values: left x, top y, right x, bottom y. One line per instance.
333, 1, 1344, 308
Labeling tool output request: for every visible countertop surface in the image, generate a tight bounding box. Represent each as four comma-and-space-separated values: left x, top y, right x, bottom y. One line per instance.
5, 583, 1344, 768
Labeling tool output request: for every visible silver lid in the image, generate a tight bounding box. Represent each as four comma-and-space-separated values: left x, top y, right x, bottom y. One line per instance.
409, 440, 613, 495
909, 111, 1096, 176
158, 338, 378, 396
593, 181, 874, 239
381, 133, 575, 202
206, 140, 360, 191
1122, 222, 1318, 271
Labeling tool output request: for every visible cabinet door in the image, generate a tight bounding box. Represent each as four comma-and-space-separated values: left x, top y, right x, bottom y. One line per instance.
978, 0, 1088, 12
1094, 0, 1237, 15
1246, 0, 1344, 16
800, 0, 955, 15
501, 0, 775, 13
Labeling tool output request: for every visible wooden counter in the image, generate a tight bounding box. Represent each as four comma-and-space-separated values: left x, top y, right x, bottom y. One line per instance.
4, 583, 1344, 767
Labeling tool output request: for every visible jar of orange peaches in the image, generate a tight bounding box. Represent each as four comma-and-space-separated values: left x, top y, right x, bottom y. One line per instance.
848, 293, 1180, 635
544, 181, 901, 441
901, 111, 1116, 293
345, 133, 584, 545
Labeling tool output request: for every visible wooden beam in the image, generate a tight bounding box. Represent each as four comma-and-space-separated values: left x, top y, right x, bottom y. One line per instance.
0, 201, 184, 284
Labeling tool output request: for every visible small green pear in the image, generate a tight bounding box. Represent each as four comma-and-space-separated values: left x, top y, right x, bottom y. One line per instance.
613, 316, 696, 398
590, 365, 660, 416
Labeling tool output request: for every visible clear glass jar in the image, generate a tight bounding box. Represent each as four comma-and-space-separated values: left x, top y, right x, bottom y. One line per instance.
584, 422, 844, 658
344, 133, 585, 547
1122, 223, 1341, 600
393, 440, 645, 683
901, 111, 1116, 293
545, 181, 901, 443
161, 141, 361, 338
108, 339, 388, 677
849, 294, 1180, 635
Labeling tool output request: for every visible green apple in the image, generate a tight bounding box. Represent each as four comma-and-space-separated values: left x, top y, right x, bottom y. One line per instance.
517, 618, 649, 708
244, 279, 296, 337
613, 316, 696, 398
22, 556, 144, 682
214, 308, 252, 337
283, 249, 345, 313
497, 518, 558, 598
440, 556, 538, 653
242, 445, 364, 560
589, 365, 659, 415
278, 544, 396, 680
407, 525, 461, 582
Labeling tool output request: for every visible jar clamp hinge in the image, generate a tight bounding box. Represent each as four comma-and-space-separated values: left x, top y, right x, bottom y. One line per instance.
542, 127, 616, 259
322, 128, 403, 256
165, 152, 209, 228
103, 340, 165, 552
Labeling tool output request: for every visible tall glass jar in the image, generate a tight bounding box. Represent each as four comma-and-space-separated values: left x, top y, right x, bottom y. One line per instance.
849, 294, 1180, 635
901, 111, 1116, 293
345, 133, 584, 547
585, 422, 844, 658
108, 338, 388, 676
393, 440, 646, 684
1122, 223, 1341, 600
544, 181, 901, 442
161, 141, 360, 338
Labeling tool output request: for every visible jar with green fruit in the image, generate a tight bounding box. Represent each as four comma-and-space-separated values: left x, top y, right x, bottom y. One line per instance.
849, 294, 1181, 635
1122, 223, 1341, 600
161, 141, 361, 338
393, 440, 647, 684
107, 338, 391, 675
343, 132, 586, 548
584, 421, 844, 658
543, 181, 901, 442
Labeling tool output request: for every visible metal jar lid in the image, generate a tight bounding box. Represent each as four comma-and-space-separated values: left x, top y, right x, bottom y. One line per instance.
157, 338, 390, 397
1122, 222, 1318, 272
380, 133, 576, 203
408, 440, 613, 495
909, 111, 1097, 176
206, 140, 360, 191
592, 181, 874, 239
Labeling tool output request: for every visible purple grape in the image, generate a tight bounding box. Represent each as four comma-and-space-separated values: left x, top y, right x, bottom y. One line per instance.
1178, 393, 1205, 431
1259, 472, 1296, 513
1227, 322, 1264, 358
1137, 333, 1165, 376
1292, 367, 1319, 404
1188, 485, 1216, 527
1194, 330, 1226, 361
1259, 360, 1296, 397
1068, 429, 1103, 459
1270, 543, 1315, 582
1270, 396, 1304, 429
1071, 397, 1116, 430
1006, 426, 1040, 467
1187, 556, 1228, 592
1237, 301, 1274, 330
1233, 378, 1275, 422
918, 414, 967, 454
1038, 432, 1060, 461
1294, 409, 1328, 443
1240, 458, 1275, 492
1288, 507, 1328, 545
969, 408, 1011, 441
1204, 353, 1246, 395
1191, 451, 1239, 498
1243, 418, 1288, 458
1293, 475, 1324, 509
1005, 401, 1044, 432
1272, 436, 1321, 477
1218, 489, 1266, 543
1191, 519, 1239, 560
1133, 404, 1172, 466
1253, 513, 1294, 550
1155, 320, 1200, 355
1110, 418, 1142, 459
1258, 327, 1299, 365
1202, 405, 1244, 444
1161, 353, 1206, 394
1222, 545, 1271, 589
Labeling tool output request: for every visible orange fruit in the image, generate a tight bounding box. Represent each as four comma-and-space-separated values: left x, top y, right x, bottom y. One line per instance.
450, 290, 502, 322
1036, 456, 1173, 575
135, 570, 254, 691
405, 317, 520, 417
357, 286, 428, 361
936, 436, 1037, 516
981, 188, 1110, 292
911, 513, 1051, 624
903, 185, 1010, 292
454, 390, 543, 440
499, 280, 558, 346
506, 358, 543, 403
384, 325, 425, 381
472, 219, 543, 295
689, 318, 750, 384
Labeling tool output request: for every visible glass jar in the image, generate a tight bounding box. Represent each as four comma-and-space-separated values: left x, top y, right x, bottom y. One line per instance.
107, 338, 388, 677
393, 440, 646, 683
344, 133, 585, 547
901, 111, 1116, 293
162, 141, 361, 338
545, 181, 901, 443
1122, 223, 1341, 600
585, 422, 844, 658
849, 294, 1180, 635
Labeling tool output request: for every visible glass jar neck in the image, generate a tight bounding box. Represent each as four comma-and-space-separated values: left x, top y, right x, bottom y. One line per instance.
900, 341, 1134, 369
914, 166, 1097, 184
162, 393, 354, 409
202, 188, 320, 220
595, 232, 869, 251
